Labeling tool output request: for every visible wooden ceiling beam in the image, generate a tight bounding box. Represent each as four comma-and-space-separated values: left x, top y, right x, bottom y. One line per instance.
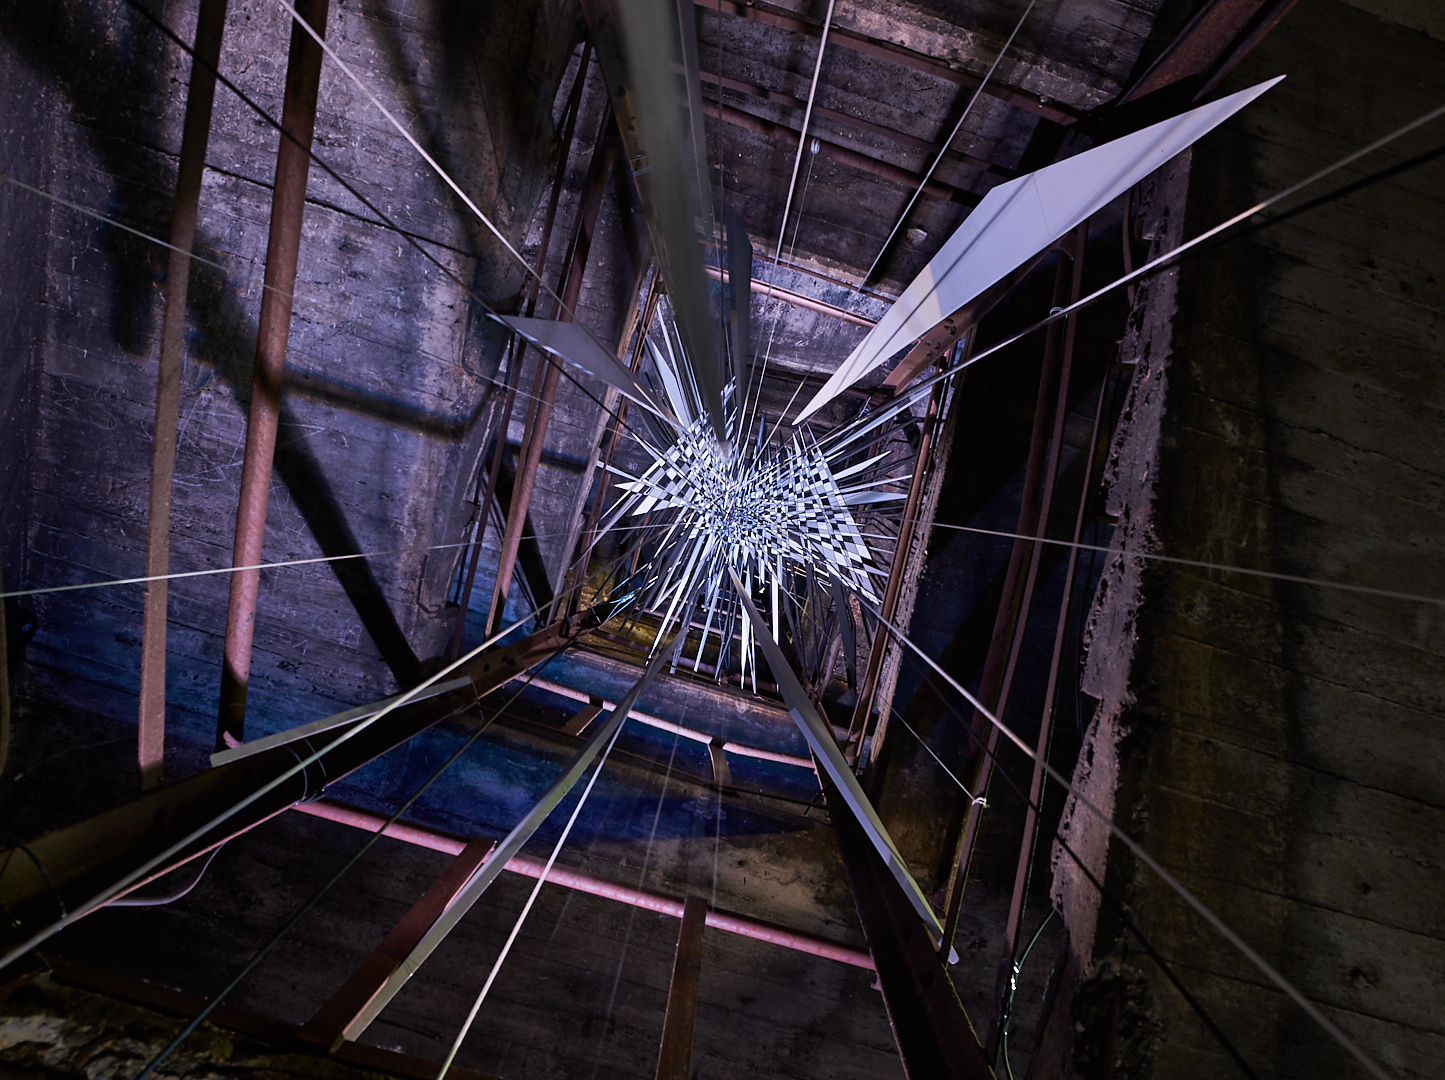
698, 0, 1080, 125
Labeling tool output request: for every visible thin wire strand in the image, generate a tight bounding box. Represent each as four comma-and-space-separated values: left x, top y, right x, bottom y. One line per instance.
749, 144, 820, 441
862, 0, 1038, 284
741, 0, 835, 434
133, 656, 564, 1079
887, 705, 978, 800
856, 595, 1390, 1080
0, 524, 659, 601
909, 519, 1445, 607
435, 705, 628, 1080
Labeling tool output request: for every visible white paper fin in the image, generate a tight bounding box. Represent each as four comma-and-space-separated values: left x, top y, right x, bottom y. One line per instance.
793, 76, 1285, 422
500, 315, 674, 424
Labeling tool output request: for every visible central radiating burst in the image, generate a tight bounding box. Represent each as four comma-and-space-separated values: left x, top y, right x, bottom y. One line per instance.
612, 416, 884, 600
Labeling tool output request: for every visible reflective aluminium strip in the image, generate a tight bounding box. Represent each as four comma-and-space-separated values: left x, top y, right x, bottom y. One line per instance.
208, 677, 475, 767
727, 569, 954, 960
341, 624, 691, 1040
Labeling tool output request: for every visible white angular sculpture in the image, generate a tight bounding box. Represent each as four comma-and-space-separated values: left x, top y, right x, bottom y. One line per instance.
793, 76, 1285, 423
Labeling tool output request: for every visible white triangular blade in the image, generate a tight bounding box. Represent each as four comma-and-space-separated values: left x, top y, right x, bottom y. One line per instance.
794, 76, 1284, 422
501, 315, 675, 425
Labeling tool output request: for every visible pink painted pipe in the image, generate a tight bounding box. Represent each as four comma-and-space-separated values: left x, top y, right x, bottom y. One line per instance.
294, 800, 872, 970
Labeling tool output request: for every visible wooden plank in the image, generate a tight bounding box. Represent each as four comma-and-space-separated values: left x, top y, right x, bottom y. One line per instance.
297, 836, 496, 1048
655, 895, 707, 1080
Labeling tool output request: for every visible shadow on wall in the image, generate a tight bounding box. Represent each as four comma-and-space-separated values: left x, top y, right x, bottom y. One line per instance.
0, 0, 583, 735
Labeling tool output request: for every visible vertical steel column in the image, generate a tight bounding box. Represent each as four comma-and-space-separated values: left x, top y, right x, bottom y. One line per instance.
655, 895, 706, 1080
447, 45, 592, 658
138, 0, 230, 789
845, 369, 948, 763
937, 225, 1088, 956
217, 0, 329, 749
987, 365, 1110, 1062
825, 783, 995, 1080
485, 118, 618, 636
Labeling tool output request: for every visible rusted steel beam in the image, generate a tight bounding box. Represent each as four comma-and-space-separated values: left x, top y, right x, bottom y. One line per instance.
698, 0, 1078, 125
293, 799, 874, 969
217, 0, 329, 750
137, 0, 230, 790
937, 227, 1087, 958
702, 99, 974, 206
449, 45, 592, 658
987, 363, 1111, 1063
845, 372, 947, 762
704, 264, 874, 328
486, 116, 619, 636
656, 895, 707, 1080
1121, 0, 1300, 106
824, 780, 994, 1080
0, 614, 595, 946
298, 835, 496, 1049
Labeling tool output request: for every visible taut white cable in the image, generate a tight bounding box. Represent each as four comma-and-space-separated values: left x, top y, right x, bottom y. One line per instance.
863, 0, 1039, 284
858, 596, 1390, 1080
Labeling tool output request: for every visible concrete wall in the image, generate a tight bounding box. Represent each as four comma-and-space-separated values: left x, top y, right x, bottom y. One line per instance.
0, 0, 582, 781
1055, 3, 1445, 1077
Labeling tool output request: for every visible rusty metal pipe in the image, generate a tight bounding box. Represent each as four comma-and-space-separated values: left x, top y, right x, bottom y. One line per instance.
293, 799, 874, 969
138, 0, 230, 789
448, 46, 592, 658
703, 264, 875, 328
939, 225, 1087, 959
217, 0, 329, 749
486, 118, 618, 636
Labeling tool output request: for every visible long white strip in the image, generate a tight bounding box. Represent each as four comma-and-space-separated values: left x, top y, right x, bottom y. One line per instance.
855, 95, 1445, 434
209, 676, 474, 766
856, 597, 1389, 1080
435, 713, 626, 1080
340, 625, 689, 1039
795, 76, 1284, 422
727, 569, 955, 960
